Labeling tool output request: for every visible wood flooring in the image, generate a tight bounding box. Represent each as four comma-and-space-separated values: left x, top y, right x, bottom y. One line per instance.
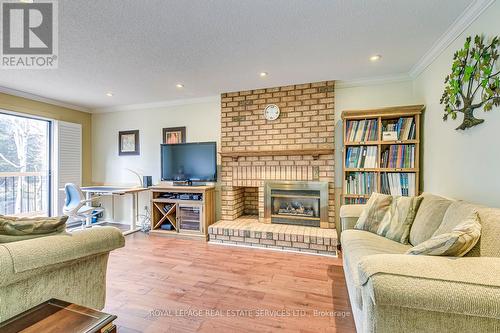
104, 232, 355, 333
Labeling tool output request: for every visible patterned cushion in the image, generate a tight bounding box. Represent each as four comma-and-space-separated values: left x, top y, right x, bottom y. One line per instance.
406, 211, 481, 256
354, 193, 392, 232
354, 193, 423, 244
0, 215, 67, 236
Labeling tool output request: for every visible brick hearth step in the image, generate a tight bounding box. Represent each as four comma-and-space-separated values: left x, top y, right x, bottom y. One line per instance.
208, 216, 338, 256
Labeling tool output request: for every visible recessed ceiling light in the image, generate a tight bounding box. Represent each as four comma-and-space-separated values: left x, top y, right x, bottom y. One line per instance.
260, 72, 268, 77
370, 55, 382, 62
105, 92, 113, 97
176, 83, 184, 88
19, 0, 34, 3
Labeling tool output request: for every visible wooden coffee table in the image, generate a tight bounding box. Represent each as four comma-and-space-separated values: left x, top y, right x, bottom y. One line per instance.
0, 299, 117, 333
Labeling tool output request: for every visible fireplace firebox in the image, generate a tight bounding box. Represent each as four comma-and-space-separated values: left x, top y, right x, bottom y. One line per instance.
264, 181, 329, 227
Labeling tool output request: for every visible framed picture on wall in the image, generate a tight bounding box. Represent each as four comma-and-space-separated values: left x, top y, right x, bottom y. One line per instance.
119, 130, 140, 155
162, 126, 186, 144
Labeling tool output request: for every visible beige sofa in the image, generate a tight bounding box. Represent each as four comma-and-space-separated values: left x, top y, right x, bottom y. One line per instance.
0, 226, 124, 322
339, 193, 500, 333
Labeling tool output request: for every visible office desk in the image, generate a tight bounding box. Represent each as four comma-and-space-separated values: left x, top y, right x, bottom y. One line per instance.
80, 186, 149, 233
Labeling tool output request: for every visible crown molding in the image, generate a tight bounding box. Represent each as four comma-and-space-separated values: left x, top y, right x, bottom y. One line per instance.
336, 73, 412, 89
92, 95, 220, 113
0, 86, 90, 112
409, 0, 495, 78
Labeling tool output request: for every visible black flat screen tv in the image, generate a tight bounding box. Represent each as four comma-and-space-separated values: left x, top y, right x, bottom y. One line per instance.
161, 142, 217, 182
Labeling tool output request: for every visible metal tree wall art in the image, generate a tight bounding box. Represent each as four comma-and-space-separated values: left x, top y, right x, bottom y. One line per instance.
441, 35, 500, 130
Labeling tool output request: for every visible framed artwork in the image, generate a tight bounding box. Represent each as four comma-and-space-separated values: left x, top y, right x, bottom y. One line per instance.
162, 126, 186, 144
118, 130, 140, 155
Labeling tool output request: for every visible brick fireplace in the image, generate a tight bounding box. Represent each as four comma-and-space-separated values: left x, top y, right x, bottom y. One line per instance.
220, 81, 335, 229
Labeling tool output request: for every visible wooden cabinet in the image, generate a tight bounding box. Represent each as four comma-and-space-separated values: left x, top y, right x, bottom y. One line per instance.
150, 185, 215, 240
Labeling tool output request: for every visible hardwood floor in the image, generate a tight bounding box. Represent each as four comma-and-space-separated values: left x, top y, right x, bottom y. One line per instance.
104, 232, 355, 333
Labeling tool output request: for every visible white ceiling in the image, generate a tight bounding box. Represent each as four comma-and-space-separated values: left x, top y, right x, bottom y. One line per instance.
0, 0, 476, 111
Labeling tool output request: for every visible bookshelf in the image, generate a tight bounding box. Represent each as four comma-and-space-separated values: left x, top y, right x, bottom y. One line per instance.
341, 105, 424, 204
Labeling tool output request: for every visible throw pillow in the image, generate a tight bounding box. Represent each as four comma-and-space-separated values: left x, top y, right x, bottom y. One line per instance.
0, 215, 67, 236
355, 193, 423, 244
433, 201, 478, 235
354, 192, 393, 232
405, 212, 481, 256
409, 193, 453, 246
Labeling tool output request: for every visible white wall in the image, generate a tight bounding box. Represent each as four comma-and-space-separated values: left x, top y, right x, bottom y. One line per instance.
91, 99, 221, 223
334, 80, 417, 186
92, 100, 221, 185
413, 0, 500, 207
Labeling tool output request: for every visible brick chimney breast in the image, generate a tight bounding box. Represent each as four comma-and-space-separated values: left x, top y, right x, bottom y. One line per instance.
220, 81, 335, 228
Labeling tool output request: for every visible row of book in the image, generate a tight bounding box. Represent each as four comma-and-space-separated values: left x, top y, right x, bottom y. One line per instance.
381, 173, 416, 197
345, 146, 378, 168
346, 119, 378, 142
382, 117, 416, 140
345, 172, 376, 195
380, 145, 415, 169
344, 197, 367, 204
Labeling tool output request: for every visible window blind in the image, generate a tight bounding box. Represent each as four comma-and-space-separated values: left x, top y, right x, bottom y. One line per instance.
53, 121, 82, 216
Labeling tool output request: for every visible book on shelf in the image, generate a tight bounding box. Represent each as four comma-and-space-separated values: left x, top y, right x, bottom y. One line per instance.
346, 119, 378, 142
382, 117, 416, 141
381, 173, 416, 196
345, 197, 367, 204
344, 172, 376, 195
345, 146, 378, 168
380, 144, 415, 168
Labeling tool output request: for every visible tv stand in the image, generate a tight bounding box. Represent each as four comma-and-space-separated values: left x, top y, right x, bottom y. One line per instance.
150, 185, 215, 240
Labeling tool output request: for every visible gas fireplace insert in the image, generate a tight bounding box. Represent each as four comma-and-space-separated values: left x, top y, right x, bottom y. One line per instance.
264, 181, 329, 227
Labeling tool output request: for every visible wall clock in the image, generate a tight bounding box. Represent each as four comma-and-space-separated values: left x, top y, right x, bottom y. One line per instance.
264, 104, 280, 121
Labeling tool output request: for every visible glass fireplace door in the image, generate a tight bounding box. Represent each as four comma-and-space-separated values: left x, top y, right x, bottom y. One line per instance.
264, 181, 329, 228
270, 190, 321, 227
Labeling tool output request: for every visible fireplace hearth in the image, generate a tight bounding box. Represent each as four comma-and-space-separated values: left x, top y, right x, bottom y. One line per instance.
265, 181, 328, 227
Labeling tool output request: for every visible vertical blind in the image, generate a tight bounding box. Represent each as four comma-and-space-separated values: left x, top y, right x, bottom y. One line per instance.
54, 121, 82, 215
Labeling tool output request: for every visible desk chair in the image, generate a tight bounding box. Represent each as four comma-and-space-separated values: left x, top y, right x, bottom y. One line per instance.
63, 183, 104, 229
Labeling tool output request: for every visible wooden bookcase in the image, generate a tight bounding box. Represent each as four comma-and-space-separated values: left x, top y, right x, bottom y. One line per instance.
150, 185, 215, 240
341, 105, 424, 204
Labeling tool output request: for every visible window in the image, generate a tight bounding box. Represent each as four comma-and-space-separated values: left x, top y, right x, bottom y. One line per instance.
0, 112, 51, 217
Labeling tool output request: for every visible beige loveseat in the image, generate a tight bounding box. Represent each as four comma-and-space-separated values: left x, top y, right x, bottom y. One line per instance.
0, 226, 124, 322
339, 193, 500, 333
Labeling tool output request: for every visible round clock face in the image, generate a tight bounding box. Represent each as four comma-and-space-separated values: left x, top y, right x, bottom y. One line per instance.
264, 104, 280, 121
